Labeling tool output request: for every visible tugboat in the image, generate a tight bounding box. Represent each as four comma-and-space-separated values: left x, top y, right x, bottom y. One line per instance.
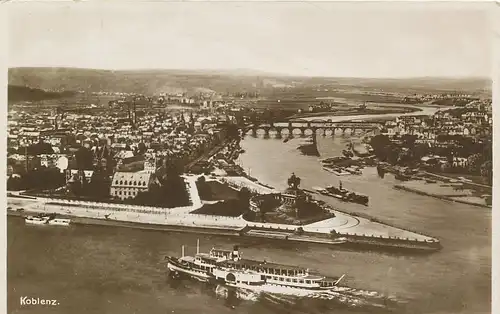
166, 241, 346, 297
325, 182, 369, 206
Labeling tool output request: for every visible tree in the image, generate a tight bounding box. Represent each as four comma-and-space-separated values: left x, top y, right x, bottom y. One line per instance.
237, 187, 252, 211
295, 193, 307, 218
467, 153, 483, 174
330, 229, 338, 238
136, 142, 147, 155
226, 124, 240, 140
30, 141, 54, 155
480, 160, 492, 185
295, 227, 304, 235
401, 134, 417, 148
370, 135, 392, 161
257, 195, 279, 222
196, 176, 212, 200
7, 176, 23, 191
75, 147, 94, 170
88, 170, 111, 199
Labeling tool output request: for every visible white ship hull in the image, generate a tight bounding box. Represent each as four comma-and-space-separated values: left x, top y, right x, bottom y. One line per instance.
167, 262, 211, 282
226, 282, 320, 297
48, 219, 71, 226
25, 217, 48, 225
165, 244, 346, 298
25, 216, 71, 226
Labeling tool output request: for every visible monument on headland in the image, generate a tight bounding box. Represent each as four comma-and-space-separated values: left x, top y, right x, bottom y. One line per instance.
248, 173, 333, 224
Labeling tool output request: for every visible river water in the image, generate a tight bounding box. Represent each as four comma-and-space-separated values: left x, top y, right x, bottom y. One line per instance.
7, 108, 491, 314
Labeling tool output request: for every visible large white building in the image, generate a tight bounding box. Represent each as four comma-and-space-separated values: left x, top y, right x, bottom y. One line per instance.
110, 171, 154, 200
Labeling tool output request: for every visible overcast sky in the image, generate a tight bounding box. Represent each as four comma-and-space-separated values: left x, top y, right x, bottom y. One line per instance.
8, 2, 493, 78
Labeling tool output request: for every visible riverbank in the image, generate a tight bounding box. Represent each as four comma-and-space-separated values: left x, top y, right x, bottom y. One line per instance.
394, 181, 490, 208
7, 191, 441, 252
376, 162, 491, 208
291, 105, 421, 119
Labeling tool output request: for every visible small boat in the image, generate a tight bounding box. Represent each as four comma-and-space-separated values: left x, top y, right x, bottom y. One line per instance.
25, 214, 71, 226
47, 218, 71, 226
323, 167, 350, 176
25, 216, 49, 225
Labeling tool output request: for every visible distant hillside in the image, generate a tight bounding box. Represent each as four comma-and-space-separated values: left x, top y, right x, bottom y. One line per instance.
8, 85, 76, 103
8, 67, 491, 97
296, 77, 492, 95
8, 67, 281, 96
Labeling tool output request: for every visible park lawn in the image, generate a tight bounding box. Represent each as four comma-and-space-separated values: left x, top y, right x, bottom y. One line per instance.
197, 181, 240, 201
191, 199, 245, 217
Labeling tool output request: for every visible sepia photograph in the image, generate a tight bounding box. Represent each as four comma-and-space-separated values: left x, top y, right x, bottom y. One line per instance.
5, 2, 494, 314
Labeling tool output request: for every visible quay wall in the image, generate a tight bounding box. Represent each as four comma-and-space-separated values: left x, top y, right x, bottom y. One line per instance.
7, 211, 242, 236
7, 196, 440, 251
238, 224, 440, 250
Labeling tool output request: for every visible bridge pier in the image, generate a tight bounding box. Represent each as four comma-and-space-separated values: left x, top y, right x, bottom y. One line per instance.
275, 128, 282, 139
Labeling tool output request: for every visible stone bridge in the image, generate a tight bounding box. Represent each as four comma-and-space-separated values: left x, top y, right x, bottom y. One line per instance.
247, 119, 383, 137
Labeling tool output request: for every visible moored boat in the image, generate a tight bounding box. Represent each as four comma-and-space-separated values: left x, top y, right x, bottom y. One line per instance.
324, 182, 369, 206
25, 216, 49, 225
322, 167, 350, 176
47, 218, 71, 226
24, 214, 71, 226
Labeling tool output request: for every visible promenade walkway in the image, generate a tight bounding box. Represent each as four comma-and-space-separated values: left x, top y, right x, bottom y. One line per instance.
7, 193, 436, 243
218, 176, 277, 194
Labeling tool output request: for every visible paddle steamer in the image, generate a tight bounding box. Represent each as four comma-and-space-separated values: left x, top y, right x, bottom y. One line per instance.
166, 241, 345, 296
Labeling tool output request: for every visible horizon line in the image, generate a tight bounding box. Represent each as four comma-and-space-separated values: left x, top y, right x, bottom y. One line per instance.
8, 66, 491, 81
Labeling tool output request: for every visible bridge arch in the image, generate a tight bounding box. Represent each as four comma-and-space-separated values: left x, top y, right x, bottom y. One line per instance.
303, 128, 314, 136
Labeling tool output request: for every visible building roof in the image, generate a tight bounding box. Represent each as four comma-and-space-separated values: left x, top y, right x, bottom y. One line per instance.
111, 171, 152, 187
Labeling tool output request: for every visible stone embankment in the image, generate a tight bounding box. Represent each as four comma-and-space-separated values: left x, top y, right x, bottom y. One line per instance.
8, 192, 441, 252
